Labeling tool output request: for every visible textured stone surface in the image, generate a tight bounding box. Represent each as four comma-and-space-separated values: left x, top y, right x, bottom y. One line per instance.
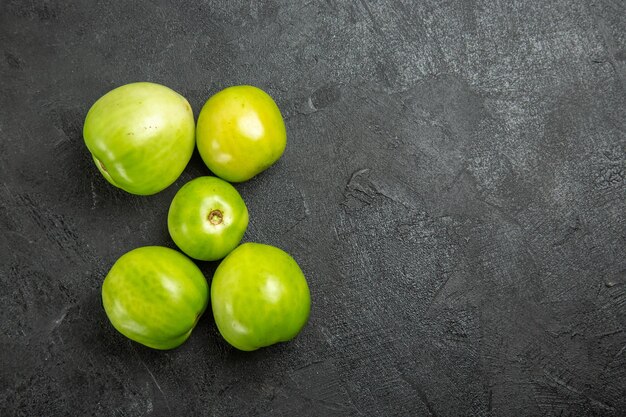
1, 0, 625, 416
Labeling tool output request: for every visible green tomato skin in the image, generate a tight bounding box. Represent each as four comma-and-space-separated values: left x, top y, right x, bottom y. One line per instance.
211, 243, 311, 351
196, 85, 287, 183
167, 176, 249, 261
83, 82, 195, 195
102, 246, 208, 350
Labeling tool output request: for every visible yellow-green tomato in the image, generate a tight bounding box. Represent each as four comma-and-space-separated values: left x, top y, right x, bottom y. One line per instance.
83, 82, 195, 195
102, 246, 208, 350
196, 85, 287, 182
211, 243, 311, 351
167, 176, 249, 261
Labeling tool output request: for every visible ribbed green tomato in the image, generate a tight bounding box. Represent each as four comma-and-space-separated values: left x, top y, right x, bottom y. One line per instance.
211, 243, 311, 351
102, 246, 208, 350
167, 176, 249, 261
83, 82, 195, 195
196, 85, 287, 183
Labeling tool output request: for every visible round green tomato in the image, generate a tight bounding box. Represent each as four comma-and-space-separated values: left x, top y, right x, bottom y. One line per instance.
102, 246, 208, 350
211, 243, 311, 351
168, 176, 249, 261
83, 82, 195, 195
196, 85, 287, 182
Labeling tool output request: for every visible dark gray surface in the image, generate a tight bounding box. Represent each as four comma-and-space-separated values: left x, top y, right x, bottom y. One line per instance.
1, 0, 625, 416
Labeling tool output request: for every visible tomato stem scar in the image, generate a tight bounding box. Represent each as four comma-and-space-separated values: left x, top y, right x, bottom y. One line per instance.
208, 210, 224, 225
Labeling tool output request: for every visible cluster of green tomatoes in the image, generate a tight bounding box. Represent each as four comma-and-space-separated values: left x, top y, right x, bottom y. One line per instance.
83, 82, 310, 351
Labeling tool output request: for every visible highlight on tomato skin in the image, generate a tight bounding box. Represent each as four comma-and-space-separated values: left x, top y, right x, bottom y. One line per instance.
196, 85, 287, 183
83, 82, 196, 195
167, 176, 249, 262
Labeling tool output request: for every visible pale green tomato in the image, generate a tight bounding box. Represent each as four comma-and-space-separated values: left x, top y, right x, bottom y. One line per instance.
196, 85, 287, 182
83, 82, 195, 195
168, 176, 249, 261
102, 246, 208, 350
211, 243, 311, 351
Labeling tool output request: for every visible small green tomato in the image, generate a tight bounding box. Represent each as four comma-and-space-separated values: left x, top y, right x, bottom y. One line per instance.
83, 82, 195, 195
168, 176, 249, 261
102, 246, 208, 350
211, 243, 311, 351
196, 85, 287, 182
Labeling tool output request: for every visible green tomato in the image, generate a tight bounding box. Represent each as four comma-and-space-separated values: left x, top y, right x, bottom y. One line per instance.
83, 82, 195, 195
167, 176, 249, 261
211, 243, 311, 351
102, 246, 208, 350
196, 85, 287, 182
